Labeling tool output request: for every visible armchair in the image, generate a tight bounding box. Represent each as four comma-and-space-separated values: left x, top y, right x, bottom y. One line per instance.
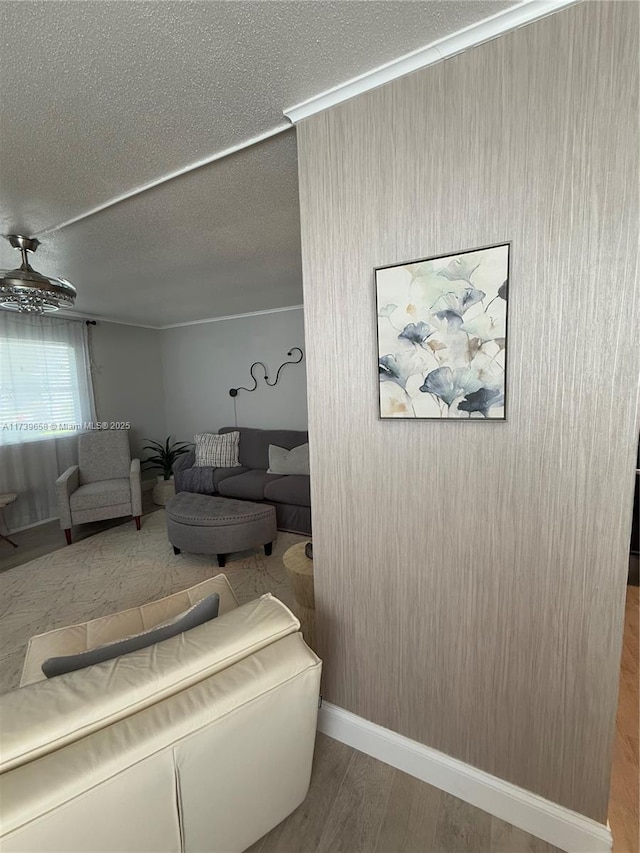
56, 431, 142, 544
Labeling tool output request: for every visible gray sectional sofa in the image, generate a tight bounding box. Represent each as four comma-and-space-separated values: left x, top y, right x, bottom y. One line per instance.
173, 426, 311, 536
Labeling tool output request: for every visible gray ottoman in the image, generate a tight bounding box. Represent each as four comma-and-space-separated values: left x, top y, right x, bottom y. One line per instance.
166, 493, 277, 568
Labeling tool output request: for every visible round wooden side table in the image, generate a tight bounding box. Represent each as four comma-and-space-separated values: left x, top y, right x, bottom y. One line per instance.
283, 541, 315, 649
0, 493, 18, 548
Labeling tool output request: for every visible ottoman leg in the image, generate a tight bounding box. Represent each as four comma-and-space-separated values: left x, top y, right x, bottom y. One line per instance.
217, 553, 226, 568
264, 542, 273, 556
173, 546, 181, 555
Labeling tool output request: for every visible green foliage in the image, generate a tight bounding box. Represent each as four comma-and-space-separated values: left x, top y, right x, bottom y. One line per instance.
142, 436, 192, 480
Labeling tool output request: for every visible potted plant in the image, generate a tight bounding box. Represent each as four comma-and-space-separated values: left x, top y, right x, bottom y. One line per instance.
143, 436, 192, 506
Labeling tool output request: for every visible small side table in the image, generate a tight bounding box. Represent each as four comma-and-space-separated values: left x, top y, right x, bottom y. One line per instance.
283, 541, 315, 649
0, 493, 18, 548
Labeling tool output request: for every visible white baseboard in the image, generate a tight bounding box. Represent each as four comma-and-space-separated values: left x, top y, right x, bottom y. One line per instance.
318, 702, 612, 853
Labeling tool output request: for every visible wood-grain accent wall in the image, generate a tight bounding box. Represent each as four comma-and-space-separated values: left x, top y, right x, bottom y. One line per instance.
296, 2, 639, 822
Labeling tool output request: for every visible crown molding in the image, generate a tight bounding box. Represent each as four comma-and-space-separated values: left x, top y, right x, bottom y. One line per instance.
33, 124, 293, 238
159, 304, 304, 330
284, 0, 581, 123
55, 304, 304, 331
55, 309, 158, 329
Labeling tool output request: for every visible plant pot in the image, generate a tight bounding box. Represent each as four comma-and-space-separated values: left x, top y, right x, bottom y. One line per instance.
153, 477, 175, 506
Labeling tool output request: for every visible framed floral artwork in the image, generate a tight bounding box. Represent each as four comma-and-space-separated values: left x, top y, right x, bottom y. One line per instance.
376, 243, 509, 420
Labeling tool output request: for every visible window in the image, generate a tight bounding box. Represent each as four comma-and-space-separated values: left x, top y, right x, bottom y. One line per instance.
0, 315, 96, 446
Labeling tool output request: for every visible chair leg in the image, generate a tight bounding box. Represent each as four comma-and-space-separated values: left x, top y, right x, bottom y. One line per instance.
173, 546, 181, 555
64, 529, 72, 545
134, 516, 141, 531
264, 542, 273, 556
217, 554, 226, 568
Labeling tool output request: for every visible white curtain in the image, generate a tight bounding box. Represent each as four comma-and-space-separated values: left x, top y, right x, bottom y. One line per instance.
0, 313, 97, 530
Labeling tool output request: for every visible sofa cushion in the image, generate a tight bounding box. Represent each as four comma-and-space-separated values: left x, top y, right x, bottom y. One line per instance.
263, 475, 311, 508
217, 470, 285, 502
70, 478, 130, 511
175, 465, 251, 495
42, 594, 221, 679
268, 443, 310, 476
220, 427, 309, 471
213, 466, 250, 489
194, 431, 241, 468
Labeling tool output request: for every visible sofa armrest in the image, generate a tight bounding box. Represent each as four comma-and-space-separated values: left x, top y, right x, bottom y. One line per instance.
173, 450, 195, 476
56, 466, 79, 530
174, 450, 206, 494
130, 458, 142, 516
20, 574, 241, 688
0, 594, 303, 774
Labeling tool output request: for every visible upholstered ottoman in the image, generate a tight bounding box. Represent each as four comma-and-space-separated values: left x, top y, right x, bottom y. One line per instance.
165, 492, 277, 567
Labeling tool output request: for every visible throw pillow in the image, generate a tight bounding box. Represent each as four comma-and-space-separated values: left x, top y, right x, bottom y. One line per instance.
194, 431, 241, 468
267, 443, 310, 476
42, 593, 220, 678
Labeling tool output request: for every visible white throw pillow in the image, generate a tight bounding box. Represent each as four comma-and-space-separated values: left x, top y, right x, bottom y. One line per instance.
194, 431, 241, 468
267, 443, 310, 476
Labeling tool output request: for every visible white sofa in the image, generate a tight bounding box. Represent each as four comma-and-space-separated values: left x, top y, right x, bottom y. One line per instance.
0, 575, 322, 853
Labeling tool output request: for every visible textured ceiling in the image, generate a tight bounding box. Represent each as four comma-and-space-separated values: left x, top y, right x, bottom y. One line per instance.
0, 0, 516, 326
29, 132, 303, 327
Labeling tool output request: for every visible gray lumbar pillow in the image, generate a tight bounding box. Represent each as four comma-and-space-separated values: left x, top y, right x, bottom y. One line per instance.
267, 443, 310, 476
42, 593, 220, 679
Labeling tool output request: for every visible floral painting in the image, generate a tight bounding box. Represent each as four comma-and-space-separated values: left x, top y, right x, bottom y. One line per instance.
376, 243, 509, 419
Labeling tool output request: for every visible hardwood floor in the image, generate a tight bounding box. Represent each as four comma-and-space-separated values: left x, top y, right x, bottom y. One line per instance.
247, 734, 561, 853
609, 580, 639, 853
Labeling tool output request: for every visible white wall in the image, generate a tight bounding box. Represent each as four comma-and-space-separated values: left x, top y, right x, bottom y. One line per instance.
90, 322, 166, 466
160, 308, 307, 441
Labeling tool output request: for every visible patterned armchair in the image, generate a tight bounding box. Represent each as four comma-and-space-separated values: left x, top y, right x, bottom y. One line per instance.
56, 431, 142, 544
